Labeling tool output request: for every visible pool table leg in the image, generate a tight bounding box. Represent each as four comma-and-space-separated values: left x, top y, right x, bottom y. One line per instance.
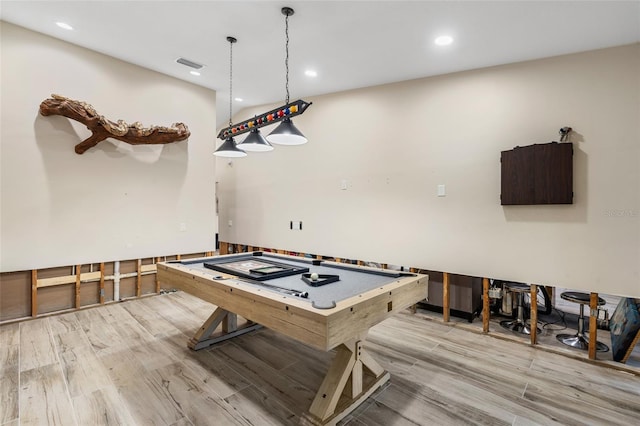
301, 336, 390, 426
187, 307, 262, 351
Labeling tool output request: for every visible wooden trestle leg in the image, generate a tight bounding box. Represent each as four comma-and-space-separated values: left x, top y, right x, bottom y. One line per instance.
300, 334, 390, 426
187, 307, 262, 351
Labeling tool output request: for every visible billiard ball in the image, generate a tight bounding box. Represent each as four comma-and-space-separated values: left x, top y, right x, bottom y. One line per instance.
310, 273, 319, 281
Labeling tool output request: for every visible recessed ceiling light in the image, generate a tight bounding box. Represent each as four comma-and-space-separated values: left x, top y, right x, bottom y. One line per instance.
56, 22, 73, 31
190, 70, 201, 76
234, 97, 243, 102
305, 70, 318, 78
434, 35, 453, 46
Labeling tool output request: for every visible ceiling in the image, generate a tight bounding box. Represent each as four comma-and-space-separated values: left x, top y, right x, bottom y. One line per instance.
2, 1, 639, 128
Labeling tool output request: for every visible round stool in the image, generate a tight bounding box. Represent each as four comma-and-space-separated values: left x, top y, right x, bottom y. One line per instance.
500, 283, 540, 335
556, 291, 609, 352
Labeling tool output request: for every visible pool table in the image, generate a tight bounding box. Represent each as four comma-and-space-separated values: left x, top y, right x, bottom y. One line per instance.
157, 252, 428, 425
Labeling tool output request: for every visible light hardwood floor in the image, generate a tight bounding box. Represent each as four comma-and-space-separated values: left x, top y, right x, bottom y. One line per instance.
1, 291, 639, 426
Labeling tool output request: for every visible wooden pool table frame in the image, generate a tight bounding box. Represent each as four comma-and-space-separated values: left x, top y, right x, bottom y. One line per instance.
157, 253, 428, 426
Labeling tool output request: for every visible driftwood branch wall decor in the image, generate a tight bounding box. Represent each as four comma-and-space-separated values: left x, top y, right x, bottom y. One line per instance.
39, 94, 191, 154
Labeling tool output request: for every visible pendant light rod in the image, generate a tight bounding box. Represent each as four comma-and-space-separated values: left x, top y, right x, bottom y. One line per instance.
214, 35, 246, 157
226, 36, 237, 130
282, 6, 293, 104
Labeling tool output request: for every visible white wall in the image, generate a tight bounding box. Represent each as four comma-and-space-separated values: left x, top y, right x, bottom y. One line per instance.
218, 44, 640, 298
0, 22, 217, 271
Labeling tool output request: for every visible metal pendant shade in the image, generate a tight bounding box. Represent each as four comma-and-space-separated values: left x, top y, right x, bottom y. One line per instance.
266, 118, 307, 145
214, 137, 246, 157
238, 128, 274, 152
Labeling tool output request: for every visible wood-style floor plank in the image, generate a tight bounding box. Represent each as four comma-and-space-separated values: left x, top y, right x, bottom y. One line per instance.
71, 386, 137, 426
342, 398, 425, 426
48, 312, 82, 335
374, 382, 513, 426
530, 353, 640, 398
54, 329, 112, 398
142, 294, 210, 336
98, 345, 186, 425
126, 334, 180, 372
19, 319, 57, 372
0, 323, 20, 366
367, 315, 443, 356
211, 341, 318, 416
0, 365, 19, 425
521, 382, 638, 426
363, 339, 419, 374
94, 303, 130, 325
2, 291, 639, 426
146, 361, 249, 426
121, 298, 184, 337
224, 385, 298, 426
233, 331, 302, 371
162, 334, 253, 400
78, 316, 125, 353
168, 418, 194, 426
278, 355, 331, 394
75, 305, 110, 325
0, 323, 20, 425
398, 360, 559, 425
256, 328, 333, 368
20, 364, 77, 425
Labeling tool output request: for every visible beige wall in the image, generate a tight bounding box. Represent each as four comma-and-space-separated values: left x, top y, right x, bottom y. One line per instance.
218, 44, 640, 298
0, 22, 217, 271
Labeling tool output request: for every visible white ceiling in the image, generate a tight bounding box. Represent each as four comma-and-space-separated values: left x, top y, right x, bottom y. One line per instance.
2, 1, 639, 128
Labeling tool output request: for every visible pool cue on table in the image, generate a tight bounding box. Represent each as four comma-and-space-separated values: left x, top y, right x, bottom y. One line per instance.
234, 277, 309, 299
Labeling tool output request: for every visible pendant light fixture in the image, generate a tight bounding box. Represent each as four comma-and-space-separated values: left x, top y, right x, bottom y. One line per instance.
214, 36, 247, 158
238, 120, 274, 152
266, 7, 308, 146
214, 7, 312, 153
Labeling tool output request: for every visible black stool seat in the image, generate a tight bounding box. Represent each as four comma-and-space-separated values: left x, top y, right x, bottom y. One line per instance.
556, 291, 609, 352
560, 291, 605, 306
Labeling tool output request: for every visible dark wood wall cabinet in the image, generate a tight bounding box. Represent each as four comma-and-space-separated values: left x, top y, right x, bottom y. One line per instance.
501, 142, 573, 205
